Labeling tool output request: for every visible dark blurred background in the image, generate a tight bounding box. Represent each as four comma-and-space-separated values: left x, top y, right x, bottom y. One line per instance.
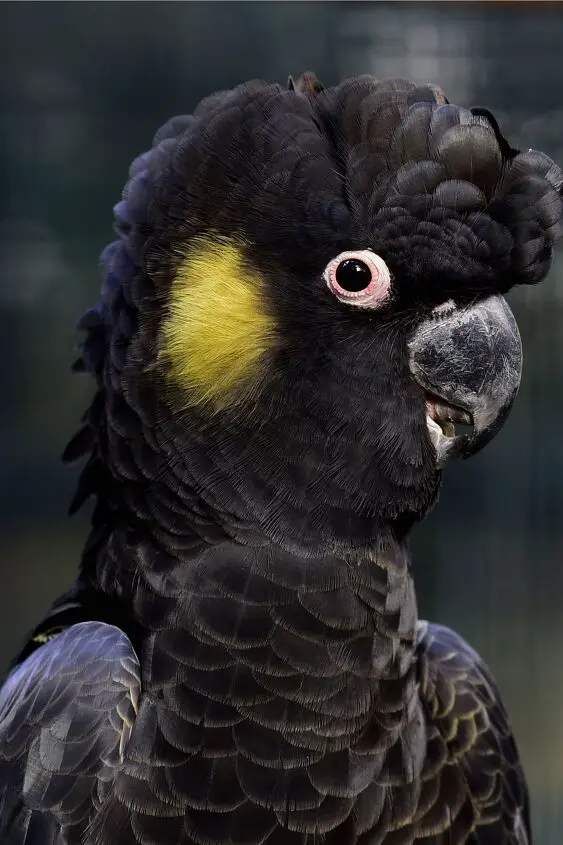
1, 1, 562, 839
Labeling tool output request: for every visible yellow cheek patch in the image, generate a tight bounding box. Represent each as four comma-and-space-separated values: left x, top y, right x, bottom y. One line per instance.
160, 234, 276, 412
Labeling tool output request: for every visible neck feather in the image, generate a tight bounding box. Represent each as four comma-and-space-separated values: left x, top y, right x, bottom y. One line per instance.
94, 524, 421, 745
83, 523, 429, 827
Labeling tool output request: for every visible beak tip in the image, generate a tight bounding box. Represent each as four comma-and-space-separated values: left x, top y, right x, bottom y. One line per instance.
410, 294, 522, 466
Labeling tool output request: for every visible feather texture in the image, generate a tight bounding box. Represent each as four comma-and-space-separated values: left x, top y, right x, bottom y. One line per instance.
2, 71, 558, 844
0, 623, 140, 844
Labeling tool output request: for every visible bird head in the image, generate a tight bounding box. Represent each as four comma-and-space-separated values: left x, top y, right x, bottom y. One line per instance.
68, 73, 563, 556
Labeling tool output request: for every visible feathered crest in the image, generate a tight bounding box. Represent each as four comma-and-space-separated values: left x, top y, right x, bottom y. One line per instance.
316, 76, 563, 292
287, 71, 324, 96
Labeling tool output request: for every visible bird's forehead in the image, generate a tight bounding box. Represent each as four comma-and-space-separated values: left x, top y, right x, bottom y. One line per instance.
145, 75, 562, 317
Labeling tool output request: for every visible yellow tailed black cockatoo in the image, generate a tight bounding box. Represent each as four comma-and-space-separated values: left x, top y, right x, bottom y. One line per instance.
0, 72, 561, 845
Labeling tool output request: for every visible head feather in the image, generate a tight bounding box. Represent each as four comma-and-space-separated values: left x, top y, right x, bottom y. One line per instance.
65, 72, 563, 515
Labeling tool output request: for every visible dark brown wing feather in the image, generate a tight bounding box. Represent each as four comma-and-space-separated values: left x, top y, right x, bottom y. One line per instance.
417, 621, 530, 845
0, 622, 141, 845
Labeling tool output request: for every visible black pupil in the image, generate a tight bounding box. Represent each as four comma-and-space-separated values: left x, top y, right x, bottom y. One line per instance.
335, 259, 372, 292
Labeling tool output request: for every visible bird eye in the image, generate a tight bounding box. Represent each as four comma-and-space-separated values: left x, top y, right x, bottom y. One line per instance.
324, 250, 391, 308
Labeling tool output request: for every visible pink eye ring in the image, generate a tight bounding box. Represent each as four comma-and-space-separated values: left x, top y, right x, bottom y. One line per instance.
324, 250, 391, 308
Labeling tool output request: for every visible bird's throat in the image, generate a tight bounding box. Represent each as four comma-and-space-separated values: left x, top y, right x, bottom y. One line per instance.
85, 525, 428, 822
96, 526, 421, 735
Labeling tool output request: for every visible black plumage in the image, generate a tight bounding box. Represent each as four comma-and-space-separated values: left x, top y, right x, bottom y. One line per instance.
0, 72, 561, 845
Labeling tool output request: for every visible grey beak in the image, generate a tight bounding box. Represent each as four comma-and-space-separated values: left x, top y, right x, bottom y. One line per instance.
408, 295, 522, 467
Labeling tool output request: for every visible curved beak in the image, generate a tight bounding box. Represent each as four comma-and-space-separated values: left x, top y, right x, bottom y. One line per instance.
408, 295, 522, 468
